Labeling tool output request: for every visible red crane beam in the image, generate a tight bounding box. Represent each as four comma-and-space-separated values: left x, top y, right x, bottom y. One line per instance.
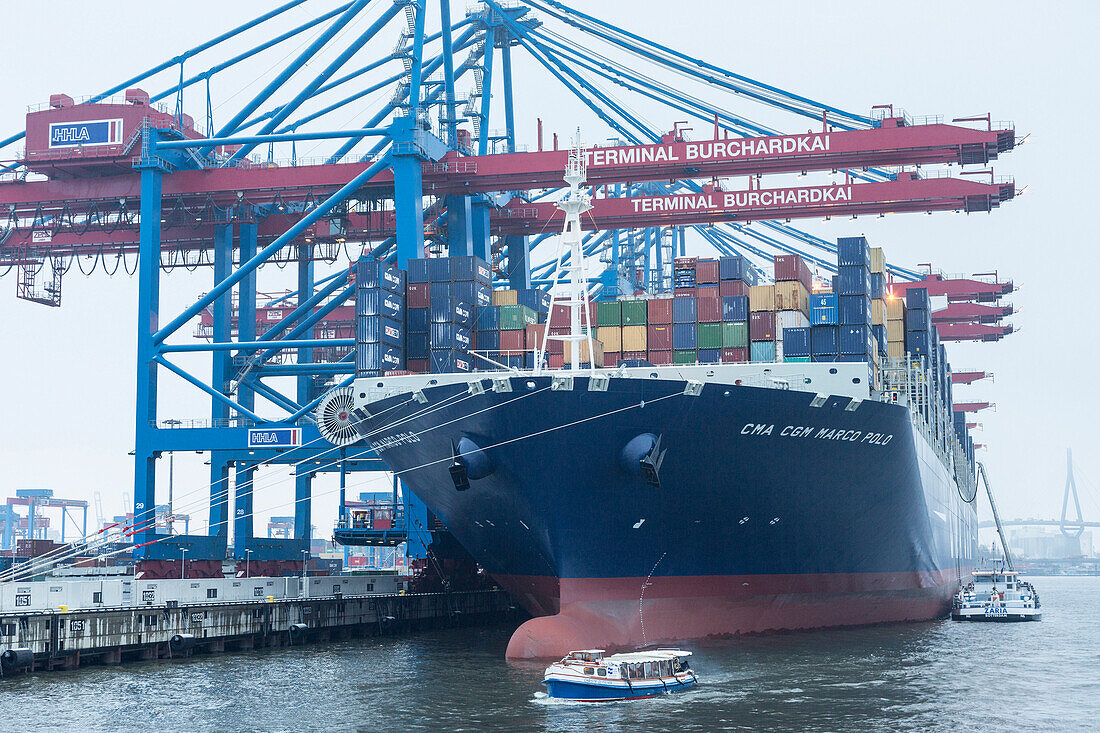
490, 174, 1014, 235
887, 273, 1014, 302
1, 119, 1013, 208
953, 402, 995, 413
932, 301, 1013, 324
936, 322, 1014, 342
951, 370, 992, 385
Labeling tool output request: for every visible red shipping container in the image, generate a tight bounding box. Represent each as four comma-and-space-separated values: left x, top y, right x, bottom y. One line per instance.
499, 329, 525, 352
647, 324, 673, 350
648, 349, 673, 364
548, 327, 569, 355
773, 254, 813, 290
622, 351, 647, 361
673, 287, 696, 299
407, 359, 429, 373
550, 302, 597, 328
406, 281, 431, 308
548, 353, 565, 368
719, 280, 749, 297
526, 323, 546, 348
721, 348, 748, 363
647, 298, 673, 324
696, 296, 721, 323
673, 256, 698, 268
696, 285, 720, 299
695, 259, 720, 284
749, 311, 776, 341
604, 351, 621, 365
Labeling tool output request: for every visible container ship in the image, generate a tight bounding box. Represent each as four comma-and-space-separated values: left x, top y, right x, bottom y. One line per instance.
328, 149, 980, 659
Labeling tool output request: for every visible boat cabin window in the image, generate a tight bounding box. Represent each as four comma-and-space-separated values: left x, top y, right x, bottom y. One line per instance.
583, 667, 594, 676
597, 668, 606, 676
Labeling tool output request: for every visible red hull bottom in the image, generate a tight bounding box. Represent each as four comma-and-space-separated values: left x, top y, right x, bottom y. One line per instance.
502, 571, 962, 659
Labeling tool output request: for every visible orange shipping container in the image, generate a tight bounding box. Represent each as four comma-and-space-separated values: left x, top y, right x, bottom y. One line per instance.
887, 341, 905, 358
597, 326, 622, 353
869, 247, 885, 274
749, 284, 775, 312
886, 297, 905, 321
526, 323, 547, 349
563, 339, 604, 367
871, 298, 886, 326
773, 281, 810, 315
886, 320, 905, 342
621, 325, 647, 352
492, 289, 518, 306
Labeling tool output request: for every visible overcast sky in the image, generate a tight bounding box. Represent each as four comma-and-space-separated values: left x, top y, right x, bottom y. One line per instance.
1, 1, 1099, 542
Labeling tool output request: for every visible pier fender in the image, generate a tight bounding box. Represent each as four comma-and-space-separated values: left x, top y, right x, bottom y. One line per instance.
169, 634, 195, 652
456, 436, 495, 480
288, 623, 308, 644
0, 648, 33, 671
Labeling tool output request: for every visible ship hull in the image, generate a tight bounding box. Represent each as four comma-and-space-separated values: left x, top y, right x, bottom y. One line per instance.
353, 372, 977, 658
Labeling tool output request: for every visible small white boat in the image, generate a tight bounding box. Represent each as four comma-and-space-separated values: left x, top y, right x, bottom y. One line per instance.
543, 649, 697, 701
952, 568, 1042, 621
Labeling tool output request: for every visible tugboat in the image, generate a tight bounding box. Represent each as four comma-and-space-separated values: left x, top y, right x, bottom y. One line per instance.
952, 568, 1042, 621
543, 649, 697, 701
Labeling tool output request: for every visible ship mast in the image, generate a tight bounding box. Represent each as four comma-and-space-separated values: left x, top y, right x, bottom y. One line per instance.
535, 132, 596, 375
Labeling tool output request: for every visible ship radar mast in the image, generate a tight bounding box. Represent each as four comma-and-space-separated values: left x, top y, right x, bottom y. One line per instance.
535, 130, 597, 375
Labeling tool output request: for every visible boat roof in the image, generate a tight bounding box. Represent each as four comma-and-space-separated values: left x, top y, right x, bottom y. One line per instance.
604, 649, 692, 663
973, 570, 1018, 575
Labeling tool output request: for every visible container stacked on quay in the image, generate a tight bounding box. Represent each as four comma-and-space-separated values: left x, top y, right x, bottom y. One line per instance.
331, 156, 979, 659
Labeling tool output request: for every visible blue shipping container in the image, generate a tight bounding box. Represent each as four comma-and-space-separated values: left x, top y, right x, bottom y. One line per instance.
839, 324, 873, 355
906, 330, 932, 355
873, 324, 887, 355
870, 272, 885, 300
407, 307, 430, 333
698, 348, 720, 363
750, 340, 776, 362
452, 281, 492, 309
672, 297, 697, 324
406, 258, 430, 283
428, 257, 452, 283
356, 315, 404, 347
474, 305, 500, 331
811, 325, 839, 356
430, 348, 472, 373
906, 308, 930, 332
430, 296, 474, 327
476, 329, 500, 351
783, 327, 811, 356
355, 343, 404, 374
428, 281, 452, 300
721, 295, 749, 322
517, 288, 551, 313
837, 265, 871, 296
356, 258, 406, 293
906, 288, 930, 311
837, 236, 871, 267
836, 353, 871, 363
407, 332, 430, 360
672, 322, 698, 349
450, 255, 492, 284
838, 295, 872, 325
811, 292, 839, 325
355, 288, 405, 320
430, 323, 472, 350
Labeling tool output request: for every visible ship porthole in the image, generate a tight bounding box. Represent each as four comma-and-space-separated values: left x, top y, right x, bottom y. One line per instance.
526, 381, 536, 389
852, 377, 861, 384
723, 390, 730, 396
829, 368, 838, 374
803, 378, 812, 384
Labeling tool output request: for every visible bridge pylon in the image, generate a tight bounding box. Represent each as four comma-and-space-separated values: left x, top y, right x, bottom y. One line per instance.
1062, 448, 1086, 538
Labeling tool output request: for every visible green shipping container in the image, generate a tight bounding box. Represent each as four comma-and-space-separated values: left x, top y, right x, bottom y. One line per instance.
697, 322, 722, 349
498, 304, 537, 330
673, 349, 697, 364
722, 321, 748, 348
784, 356, 812, 363
596, 300, 622, 326
620, 299, 648, 325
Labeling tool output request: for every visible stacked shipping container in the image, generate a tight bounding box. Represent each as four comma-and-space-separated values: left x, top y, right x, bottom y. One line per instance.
354, 257, 406, 376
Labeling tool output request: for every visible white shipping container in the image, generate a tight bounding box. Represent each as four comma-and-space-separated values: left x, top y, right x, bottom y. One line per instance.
776, 310, 811, 338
